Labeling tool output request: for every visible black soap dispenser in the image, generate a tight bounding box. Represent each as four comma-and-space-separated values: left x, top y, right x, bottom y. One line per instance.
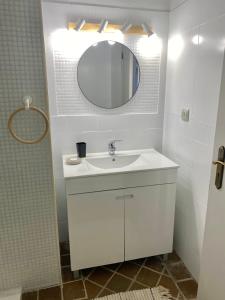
76, 142, 86, 158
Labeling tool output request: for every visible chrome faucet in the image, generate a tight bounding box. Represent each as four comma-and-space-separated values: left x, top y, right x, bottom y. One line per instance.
108, 140, 122, 156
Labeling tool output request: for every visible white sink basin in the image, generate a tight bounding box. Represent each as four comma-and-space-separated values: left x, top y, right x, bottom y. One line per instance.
86, 154, 140, 169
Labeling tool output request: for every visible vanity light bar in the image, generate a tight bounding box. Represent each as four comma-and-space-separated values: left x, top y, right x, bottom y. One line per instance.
98, 19, 109, 33
68, 21, 152, 36
141, 23, 154, 37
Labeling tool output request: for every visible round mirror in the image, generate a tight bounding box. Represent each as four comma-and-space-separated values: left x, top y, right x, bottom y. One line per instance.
77, 41, 140, 109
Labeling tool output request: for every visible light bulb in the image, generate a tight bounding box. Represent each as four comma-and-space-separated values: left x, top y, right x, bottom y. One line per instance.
108, 40, 116, 45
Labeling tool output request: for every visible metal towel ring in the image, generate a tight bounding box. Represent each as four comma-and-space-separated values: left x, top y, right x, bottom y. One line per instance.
8, 96, 49, 144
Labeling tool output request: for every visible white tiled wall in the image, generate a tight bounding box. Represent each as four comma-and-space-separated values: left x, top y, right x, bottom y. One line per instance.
170, 0, 188, 10
163, 0, 225, 280
42, 1, 169, 241
53, 35, 161, 115
0, 0, 61, 292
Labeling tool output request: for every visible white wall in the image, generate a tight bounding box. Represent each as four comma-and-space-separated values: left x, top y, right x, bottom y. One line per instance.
170, 0, 188, 10
42, 1, 169, 241
163, 0, 225, 280
44, 0, 171, 11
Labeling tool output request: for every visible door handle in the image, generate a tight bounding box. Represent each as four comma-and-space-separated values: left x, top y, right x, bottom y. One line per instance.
213, 161, 225, 167
213, 146, 225, 189
116, 194, 134, 200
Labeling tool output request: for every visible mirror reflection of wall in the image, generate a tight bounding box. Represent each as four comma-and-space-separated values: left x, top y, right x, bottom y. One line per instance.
77, 41, 140, 109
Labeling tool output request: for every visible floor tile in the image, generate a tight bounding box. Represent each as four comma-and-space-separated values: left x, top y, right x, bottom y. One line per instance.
106, 274, 132, 292
162, 268, 170, 277
98, 288, 114, 297
117, 261, 140, 279
60, 241, 70, 255
132, 258, 145, 266
84, 280, 102, 299
63, 280, 85, 300
22, 292, 37, 300
88, 267, 113, 286
104, 262, 121, 271
166, 252, 181, 264
62, 267, 74, 283
145, 256, 164, 273
129, 281, 147, 291
81, 268, 95, 279
44, 242, 197, 300
61, 254, 71, 267
39, 286, 61, 300
167, 262, 191, 281
177, 280, 198, 299
136, 267, 160, 287
158, 275, 179, 298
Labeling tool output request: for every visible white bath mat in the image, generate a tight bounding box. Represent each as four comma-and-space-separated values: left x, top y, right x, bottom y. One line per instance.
94, 287, 173, 300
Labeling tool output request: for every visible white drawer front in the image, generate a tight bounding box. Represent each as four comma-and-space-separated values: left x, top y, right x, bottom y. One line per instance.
66, 169, 177, 195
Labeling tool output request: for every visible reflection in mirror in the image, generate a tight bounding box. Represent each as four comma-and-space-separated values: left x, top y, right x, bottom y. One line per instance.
77, 41, 140, 109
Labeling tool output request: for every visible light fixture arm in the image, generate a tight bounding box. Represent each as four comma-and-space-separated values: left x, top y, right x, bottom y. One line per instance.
98, 19, 108, 33
120, 23, 132, 33
141, 23, 153, 37
76, 19, 86, 31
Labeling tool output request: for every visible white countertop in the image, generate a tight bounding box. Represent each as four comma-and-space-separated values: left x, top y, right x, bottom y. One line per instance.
63, 149, 179, 179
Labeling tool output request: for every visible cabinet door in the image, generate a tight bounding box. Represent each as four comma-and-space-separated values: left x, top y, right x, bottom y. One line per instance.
125, 184, 176, 261
68, 190, 124, 271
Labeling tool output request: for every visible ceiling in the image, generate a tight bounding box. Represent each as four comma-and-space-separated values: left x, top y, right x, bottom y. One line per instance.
43, 0, 187, 11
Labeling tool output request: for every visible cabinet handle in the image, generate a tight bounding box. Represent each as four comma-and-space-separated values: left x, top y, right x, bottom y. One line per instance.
116, 194, 134, 200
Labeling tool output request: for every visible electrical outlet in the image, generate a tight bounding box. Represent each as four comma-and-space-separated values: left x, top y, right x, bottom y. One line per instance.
181, 109, 190, 122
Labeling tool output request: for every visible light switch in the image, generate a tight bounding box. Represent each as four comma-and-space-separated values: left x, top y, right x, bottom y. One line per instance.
181, 109, 190, 122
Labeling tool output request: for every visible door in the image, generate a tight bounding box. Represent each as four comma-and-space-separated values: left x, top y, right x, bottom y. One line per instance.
198, 56, 225, 299
67, 190, 124, 271
125, 184, 176, 261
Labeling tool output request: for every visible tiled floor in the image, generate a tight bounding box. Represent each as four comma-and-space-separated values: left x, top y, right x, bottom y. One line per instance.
22, 242, 198, 300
